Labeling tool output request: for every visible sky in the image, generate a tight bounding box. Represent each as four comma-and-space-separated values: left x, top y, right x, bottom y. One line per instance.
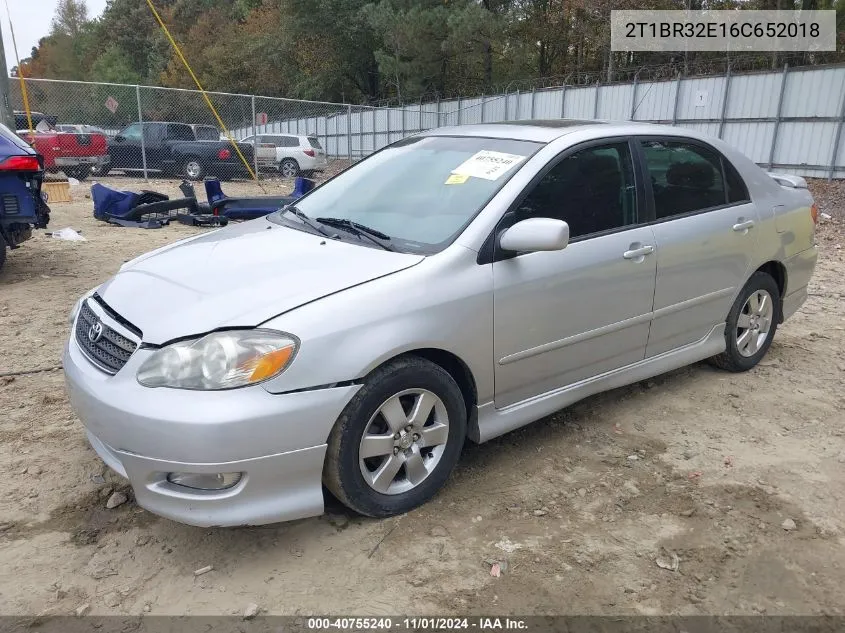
1, 0, 108, 73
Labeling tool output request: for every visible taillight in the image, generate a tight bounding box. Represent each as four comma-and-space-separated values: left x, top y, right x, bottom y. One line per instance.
303, 149, 315, 157
0, 155, 40, 171
218, 148, 231, 160
810, 203, 819, 225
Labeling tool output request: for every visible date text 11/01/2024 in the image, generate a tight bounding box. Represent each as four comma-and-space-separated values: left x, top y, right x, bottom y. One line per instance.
306, 618, 528, 630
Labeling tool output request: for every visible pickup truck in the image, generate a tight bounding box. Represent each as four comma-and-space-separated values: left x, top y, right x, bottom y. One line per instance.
15, 111, 109, 181
97, 122, 255, 180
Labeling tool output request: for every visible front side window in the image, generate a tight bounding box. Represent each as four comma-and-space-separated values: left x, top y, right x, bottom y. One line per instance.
167, 124, 195, 141
120, 123, 142, 140
641, 140, 731, 219
514, 142, 638, 239
271, 135, 542, 253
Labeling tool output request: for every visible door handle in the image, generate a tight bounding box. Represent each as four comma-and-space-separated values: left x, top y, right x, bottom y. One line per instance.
732, 219, 755, 232
623, 245, 654, 259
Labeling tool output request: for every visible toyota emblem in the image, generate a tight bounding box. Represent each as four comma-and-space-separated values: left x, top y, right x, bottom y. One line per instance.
88, 320, 104, 343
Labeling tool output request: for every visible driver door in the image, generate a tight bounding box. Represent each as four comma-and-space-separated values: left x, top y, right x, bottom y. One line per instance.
110, 122, 144, 169
492, 139, 657, 407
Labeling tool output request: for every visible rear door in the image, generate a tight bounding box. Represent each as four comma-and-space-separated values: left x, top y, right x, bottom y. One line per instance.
637, 137, 759, 357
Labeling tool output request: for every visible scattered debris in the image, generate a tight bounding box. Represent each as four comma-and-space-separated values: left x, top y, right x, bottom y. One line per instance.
429, 526, 448, 538
243, 603, 260, 620
103, 592, 121, 608
782, 518, 797, 531
724, 456, 734, 467
194, 565, 214, 576
49, 227, 86, 242
533, 509, 548, 517
680, 508, 695, 518
490, 562, 502, 578
90, 474, 106, 485
105, 491, 128, 509
655, 547, 680, 572
143, 604, 151, 613
75, 603, 90, 617
627, 454, 640, 461
688, 471, 702, 481
820, 212, 832, 221
494, 537, 523, 553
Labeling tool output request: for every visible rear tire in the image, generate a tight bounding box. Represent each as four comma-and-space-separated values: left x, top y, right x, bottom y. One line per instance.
90, 164, 111, 177
710, 271, 780, 372
183, 157, 204, 181
64, 166, 91, 181
279, 158, 299, 178
323, 356, 466, 518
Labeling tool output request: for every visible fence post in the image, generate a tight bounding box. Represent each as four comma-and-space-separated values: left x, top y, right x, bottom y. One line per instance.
530, 88, 536, 119
347, 104, 353, 162
250, 95, 259, 178
718, 65, 732, 139
672, 72, 681, 126
560, 82, 567, 119
419, 100, 423, 132
827, 74, 845, 181
481, 93, 486, 123
457, 96, 462, 125
436, 97, 441, 127
629, 74, 638, 121
135, 85, 147, 181
593, 81, 600, 120
768, 63, 789, 170
505, 91, 510, 121
372, 107, 377, 151
401, 103, 406, 137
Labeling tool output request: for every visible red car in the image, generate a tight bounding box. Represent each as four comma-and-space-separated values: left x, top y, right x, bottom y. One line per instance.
15, 111, 109, 181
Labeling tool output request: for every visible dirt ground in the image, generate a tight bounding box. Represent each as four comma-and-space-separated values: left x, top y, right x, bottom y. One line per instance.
1, 172, 844, 618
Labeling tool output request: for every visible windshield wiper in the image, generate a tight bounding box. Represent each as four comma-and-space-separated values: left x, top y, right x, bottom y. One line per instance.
315, 217, 395, 251
280, 206, 334, 238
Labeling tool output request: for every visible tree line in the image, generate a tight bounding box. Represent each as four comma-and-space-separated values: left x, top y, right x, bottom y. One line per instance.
16, 0, 845, 105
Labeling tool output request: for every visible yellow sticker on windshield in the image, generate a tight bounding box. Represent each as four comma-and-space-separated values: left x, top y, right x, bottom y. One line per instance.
445, 173, 470, 185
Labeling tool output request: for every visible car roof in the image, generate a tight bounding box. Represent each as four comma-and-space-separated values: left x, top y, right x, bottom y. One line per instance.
422, 119, 711, 144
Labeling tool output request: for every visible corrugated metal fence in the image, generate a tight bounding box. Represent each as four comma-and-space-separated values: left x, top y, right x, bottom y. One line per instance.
239, 63, 845, 180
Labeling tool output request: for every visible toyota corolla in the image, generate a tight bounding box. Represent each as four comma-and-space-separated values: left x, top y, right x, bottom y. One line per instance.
64, 120, 818, 527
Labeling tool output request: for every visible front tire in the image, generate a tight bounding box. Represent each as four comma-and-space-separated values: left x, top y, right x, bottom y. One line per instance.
90, 163, 111, 177
710, 271, 780, 372
324, 356, 467, 518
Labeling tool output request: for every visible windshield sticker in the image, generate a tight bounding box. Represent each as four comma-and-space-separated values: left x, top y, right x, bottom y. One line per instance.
451, 150, 527, 181
445, 173, 470, 185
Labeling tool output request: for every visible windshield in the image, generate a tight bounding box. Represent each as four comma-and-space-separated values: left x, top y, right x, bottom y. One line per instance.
270, 135, 541, 254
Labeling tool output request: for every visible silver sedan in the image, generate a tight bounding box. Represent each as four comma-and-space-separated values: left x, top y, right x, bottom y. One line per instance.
64, 120, 818, 526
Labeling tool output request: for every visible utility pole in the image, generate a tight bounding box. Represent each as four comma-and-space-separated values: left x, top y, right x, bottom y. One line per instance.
0, 27, 15, 130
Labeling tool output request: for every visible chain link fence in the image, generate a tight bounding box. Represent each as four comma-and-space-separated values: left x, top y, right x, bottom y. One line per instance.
9, 61, 845, 183
9, 78, 359, 183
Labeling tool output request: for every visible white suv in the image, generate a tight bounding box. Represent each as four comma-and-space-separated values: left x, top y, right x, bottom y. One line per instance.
241, 133, 328, 177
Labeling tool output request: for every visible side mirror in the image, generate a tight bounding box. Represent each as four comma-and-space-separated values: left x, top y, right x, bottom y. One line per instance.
114, 135, 125, 142
499, 217, 570, 253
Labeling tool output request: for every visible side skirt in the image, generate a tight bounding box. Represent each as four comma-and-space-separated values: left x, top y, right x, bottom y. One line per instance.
469, 324, 726, 443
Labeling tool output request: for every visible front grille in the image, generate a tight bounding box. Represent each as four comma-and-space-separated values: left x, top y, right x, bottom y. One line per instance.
75, 301, 138, 374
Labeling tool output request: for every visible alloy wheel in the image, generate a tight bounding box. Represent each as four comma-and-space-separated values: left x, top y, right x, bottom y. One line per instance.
736, 289, 774, 357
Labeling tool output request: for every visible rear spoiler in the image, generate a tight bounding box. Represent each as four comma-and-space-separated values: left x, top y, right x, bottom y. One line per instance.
767, 172, 808, 189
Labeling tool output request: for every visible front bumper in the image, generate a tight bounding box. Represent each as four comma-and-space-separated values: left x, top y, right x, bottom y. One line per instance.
55, 155, 110, 167
63, 331, 360, 527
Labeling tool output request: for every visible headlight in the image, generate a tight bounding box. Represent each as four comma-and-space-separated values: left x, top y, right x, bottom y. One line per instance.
137, 329, 298, 390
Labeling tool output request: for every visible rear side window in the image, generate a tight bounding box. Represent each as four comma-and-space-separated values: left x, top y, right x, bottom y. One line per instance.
194, 126, 219, 141
167, 124, 195, 141
308, 136, 322, 149
515, 141, 638, 239
641, 139, 744, 219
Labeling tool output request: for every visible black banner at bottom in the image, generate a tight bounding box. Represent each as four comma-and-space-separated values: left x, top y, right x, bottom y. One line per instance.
0, 616, 843, 633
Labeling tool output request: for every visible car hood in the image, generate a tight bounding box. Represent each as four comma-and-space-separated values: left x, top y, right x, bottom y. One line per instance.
98, 218, 424, 345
